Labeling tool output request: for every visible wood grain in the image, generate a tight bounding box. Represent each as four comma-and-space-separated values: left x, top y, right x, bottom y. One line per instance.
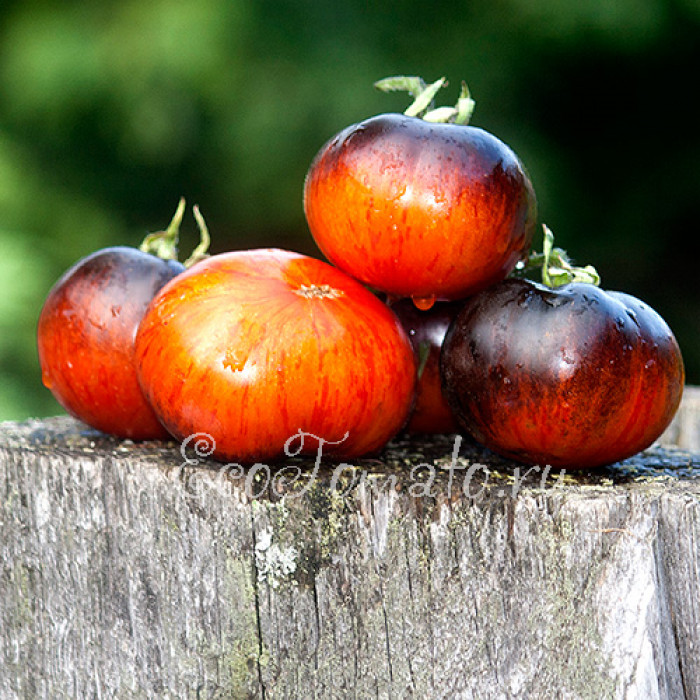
0, 388, 698, 698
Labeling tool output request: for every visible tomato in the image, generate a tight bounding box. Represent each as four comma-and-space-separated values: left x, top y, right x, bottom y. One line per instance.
37, 246, 184, 439
134, 249, 417, 462
303, 78, 536, 304
391, 299, 461, 433
36, 199, 200, 440
440, 278, 685, 468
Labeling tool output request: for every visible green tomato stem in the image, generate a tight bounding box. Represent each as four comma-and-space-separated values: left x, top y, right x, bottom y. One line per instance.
139, 197, 186, 261
184, 205, 211, 268
519, 225, 601, 288
373, 76, 427, 98
422, 106, 458, 123
404, 77, 446, 117
454, 82, 476, 125
374, 74, 475, 125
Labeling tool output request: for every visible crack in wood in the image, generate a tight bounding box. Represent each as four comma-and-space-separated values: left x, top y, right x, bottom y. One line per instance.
249, 511, 267, 699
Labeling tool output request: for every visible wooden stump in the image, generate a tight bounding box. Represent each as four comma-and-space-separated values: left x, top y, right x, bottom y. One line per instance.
1, 388, 699, 699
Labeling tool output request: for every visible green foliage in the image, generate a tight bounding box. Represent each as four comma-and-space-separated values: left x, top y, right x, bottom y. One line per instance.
0, 0, 698, 419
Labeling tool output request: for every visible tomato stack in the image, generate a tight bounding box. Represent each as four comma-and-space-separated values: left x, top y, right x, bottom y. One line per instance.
38, 76, 685, 468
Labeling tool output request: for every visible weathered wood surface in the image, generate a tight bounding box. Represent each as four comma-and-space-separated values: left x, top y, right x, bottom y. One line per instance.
662, 384, 700, 452
1, 387, 698, 699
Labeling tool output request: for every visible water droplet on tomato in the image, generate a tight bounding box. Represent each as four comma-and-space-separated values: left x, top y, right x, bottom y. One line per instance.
42, 371, 53, 390
412, 294, 436, 311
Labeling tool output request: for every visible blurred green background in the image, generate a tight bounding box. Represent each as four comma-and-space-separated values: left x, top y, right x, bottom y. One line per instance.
1, 0, 698, 420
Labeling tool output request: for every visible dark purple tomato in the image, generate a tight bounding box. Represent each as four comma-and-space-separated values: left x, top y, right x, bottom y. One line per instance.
37, 247, 184, 439
392, 299, 461, 433
440, 278, 685, 468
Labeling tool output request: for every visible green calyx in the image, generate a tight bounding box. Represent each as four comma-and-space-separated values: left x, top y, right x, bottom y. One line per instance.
139, 197, 186, 261
374, 75, 475, 125
185, 205, 211, 268
138, 197, 211, 268
517, 225, 601, 288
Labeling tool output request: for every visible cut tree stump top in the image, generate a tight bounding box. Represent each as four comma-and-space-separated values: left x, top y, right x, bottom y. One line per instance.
1, 387, 698, 699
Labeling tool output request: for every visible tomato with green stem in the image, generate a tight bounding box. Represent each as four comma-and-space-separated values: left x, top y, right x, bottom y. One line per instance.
440, 226, 685, 468
304, 76, 537, 308
37, 199, 207, 440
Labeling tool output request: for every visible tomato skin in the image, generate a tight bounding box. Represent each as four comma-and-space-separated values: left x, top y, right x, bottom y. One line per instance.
304, 113, 537, 301
392, 299, 461, 433
134, 249, 417, 463
37, 247, 184, 439
440, 278, 685, 468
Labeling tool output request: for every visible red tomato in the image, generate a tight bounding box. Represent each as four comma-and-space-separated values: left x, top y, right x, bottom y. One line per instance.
440, 278, 685, 468
392, 299, 461, 433
37, 247, 184, 439
134, 249, 417, 462
304, 113, 537, 303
